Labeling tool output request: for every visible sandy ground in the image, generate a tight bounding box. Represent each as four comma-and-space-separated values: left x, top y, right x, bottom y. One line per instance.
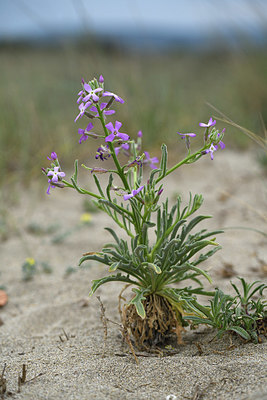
0, 150, 266, 400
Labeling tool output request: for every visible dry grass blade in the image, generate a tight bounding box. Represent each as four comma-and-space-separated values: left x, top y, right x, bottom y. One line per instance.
206, 102, 267, 151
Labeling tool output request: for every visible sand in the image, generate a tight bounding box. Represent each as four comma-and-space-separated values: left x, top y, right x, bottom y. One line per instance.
0, 150, 266, 399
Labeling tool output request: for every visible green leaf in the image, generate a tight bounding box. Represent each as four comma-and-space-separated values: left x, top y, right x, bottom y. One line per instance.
159, 144, 168, 178
72, 159, 78, 183
180, 215, 211, 242
109, 262, 121, 272
93, 174, 105, 197
105, 227, 120, 245
228, 326, 251, 340
89, 274, 137, 296
106, 174, 114, 202
130, 287, 149, 319
144, 262, 162, 274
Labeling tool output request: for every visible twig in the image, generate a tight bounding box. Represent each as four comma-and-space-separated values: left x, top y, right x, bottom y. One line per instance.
59, 328, 70, 342
118, 284, 131, 321
97, 296, 139, 364
96, 296, 108, 358
191, 385, 201, 400
0, 364, 7, 400
194, 342, 203, 356
18, 364, 27, 393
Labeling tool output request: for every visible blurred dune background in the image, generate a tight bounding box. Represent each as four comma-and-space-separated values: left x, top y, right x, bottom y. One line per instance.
0, 0, 267, 187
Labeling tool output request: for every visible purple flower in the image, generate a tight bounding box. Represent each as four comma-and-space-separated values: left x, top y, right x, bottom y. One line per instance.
47, 152, 57, 161
143, 151, 159, 169
199, 118, 216, 128
177, 132, 196, 139
78, 122, 94, 144
75, 101, 91, 122
105, 121, 129, 142
177, 132, 196, 150
205, 143, 218, 160
46, 183, 55, 195
83, 83, 103, 103
123, 185, 144, 201
89, 103, 115, 118
127, 157, 142, 168
217, 128, 226, 149
138, 130, 143, 137
99, 75, 104, 84
95, 145, 111, 161
102, 91, 124, 104
77, 89, 85, 104
47, 167, 65, 183
114, 143, 130, 156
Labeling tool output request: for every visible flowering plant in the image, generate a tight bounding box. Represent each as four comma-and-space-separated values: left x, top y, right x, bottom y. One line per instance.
42, 76, 265, 348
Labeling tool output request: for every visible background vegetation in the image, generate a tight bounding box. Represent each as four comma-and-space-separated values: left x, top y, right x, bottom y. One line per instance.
0, 41, 266, 186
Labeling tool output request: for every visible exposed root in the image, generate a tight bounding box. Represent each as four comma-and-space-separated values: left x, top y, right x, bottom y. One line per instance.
122, 294, 185, 350
257, 316, 267, 339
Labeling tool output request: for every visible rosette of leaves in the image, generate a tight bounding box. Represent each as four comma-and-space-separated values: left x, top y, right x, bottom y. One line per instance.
184, 278, 267, 343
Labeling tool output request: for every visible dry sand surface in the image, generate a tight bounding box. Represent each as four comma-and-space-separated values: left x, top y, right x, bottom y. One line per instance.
0, 150, 266, 400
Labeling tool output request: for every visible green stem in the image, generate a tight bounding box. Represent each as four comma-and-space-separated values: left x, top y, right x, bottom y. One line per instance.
155, 146, 207, 185
62, 180, 102, 199
97, 105, 130, 191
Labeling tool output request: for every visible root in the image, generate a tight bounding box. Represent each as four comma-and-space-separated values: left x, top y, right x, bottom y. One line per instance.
122, 294, 185, 350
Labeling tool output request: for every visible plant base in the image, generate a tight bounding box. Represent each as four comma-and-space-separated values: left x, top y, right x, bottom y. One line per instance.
122, 294, 185, 350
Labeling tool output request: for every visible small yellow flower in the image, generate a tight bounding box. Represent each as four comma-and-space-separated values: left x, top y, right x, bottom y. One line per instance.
80, 213, 92, 224
26, 257, 35, 266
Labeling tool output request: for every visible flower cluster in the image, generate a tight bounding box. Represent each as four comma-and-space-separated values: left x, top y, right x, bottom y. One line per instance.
42, 152, 65, 195
177, 117, 225, 160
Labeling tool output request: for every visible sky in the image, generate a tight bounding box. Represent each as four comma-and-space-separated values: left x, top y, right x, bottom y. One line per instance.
0, 0, 266, 42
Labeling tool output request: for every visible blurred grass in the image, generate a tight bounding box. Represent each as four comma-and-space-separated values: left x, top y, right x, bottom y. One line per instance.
0, 42, 266, 186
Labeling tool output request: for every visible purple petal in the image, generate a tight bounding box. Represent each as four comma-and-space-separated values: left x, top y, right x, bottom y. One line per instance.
91, 93, 99, 102
114, 147, 120, 156
90, 105, 98, 113
104, 110, 115, 115
115, 95, 124, 104
123, 193, 133, 200
51, 175, 59, 183
86, 122, 94, 131
136, 185, 144, 194
219, 141, 225, 149
118, 132, 130, 141
114, 121, 122, 131
105, 122, 114, 133
83, 83, 92, 93
83, 94, 91, 102
209, 117, 216, 127
144, 151, 150, 158
103, 91, 112, 97
99, 75, 104, 83
138, 130, 142, 137
199, 122, 208, 127
105, 133, 115, 142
